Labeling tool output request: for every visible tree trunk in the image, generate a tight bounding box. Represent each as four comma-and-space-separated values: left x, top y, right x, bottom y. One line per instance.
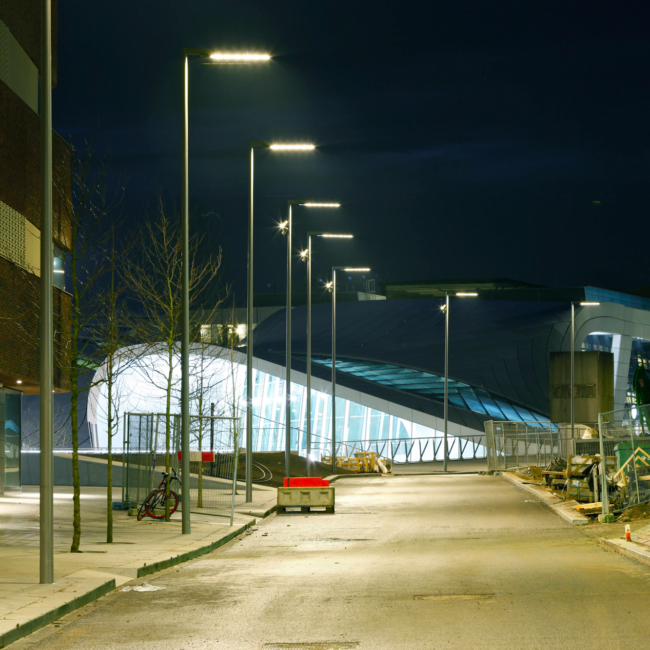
106, 356, 113, 543
70, 365, 81, 553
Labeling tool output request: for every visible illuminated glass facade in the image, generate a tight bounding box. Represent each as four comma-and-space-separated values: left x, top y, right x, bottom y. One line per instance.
309, 357, 548, 423
87, 345, 486, 462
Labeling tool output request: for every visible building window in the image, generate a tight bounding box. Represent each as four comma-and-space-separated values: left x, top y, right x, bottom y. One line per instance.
53, 246, 65, 290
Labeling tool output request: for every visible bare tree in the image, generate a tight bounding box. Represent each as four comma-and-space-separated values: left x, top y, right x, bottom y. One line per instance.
91, 228, 135, 543
55, 145, 123, 553
124, 200, 223, 520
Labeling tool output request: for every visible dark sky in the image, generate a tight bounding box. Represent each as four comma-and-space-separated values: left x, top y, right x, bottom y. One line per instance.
54, 1, 650, 297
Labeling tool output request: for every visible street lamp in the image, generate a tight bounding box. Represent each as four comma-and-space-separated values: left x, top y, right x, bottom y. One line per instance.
441, 291, 478, 472
329, 267, 370, 472
299, 233, 353, 475
181, 48, 270, 534
40, 0, 54, 584
280, 203, 341, 481
245, 142, 316, 501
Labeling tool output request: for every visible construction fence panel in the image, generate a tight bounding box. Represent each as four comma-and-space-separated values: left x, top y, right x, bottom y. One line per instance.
599, 404, 650, 511
484, 421, 600, 472
123, 413, 240, 520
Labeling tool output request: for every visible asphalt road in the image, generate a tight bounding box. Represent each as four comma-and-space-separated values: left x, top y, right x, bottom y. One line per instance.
12, 474, 650, 649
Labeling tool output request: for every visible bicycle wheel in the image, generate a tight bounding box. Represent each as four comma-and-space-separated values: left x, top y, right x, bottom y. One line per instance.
168, 490, 179, 516
146, 490, 178, 519
137, 491, 158, 521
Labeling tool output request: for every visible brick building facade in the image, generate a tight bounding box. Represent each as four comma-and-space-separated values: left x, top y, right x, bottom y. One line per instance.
0, 0, 71, 396
0, 1, 71, 490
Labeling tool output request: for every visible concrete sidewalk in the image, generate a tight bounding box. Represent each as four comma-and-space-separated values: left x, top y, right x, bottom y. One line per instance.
0, 483, 276, 648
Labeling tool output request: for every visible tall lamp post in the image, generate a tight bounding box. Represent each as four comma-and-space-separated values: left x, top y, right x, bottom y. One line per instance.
570, 301, 600, 439
40, 0, 54, 584
299, 233, 353, 475
441, 292, 478, 472
328, 267, 370, 473
280, 202, 341, 480
181, 49, 270, 534
245, 143, 315, 501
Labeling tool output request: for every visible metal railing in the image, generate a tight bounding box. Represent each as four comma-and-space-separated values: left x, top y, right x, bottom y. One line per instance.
309, 433, 486, 464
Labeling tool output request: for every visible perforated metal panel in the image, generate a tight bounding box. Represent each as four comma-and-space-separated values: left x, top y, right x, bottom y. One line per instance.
0, 200, 41, 276
0, 200, 26, 268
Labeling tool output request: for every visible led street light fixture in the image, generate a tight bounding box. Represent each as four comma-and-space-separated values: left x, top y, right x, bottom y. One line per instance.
456, 292, 478, 297
302, 202, 341, 208
343, 268, 370, 272
269, 143, 316, 151
209, 52, 271, 63
319, 234, 353, 238
580, 302, 600, 306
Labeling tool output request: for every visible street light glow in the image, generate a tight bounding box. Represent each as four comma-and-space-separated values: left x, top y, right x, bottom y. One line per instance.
209, 52, 271, 62
456, 292, 478, 297
343, 268, 370, 272
278, 220, 288, 233
302, 202, 341, 208
580, 302, 601, 306
269, 143, 316, 151
299, 249, 309, 260
320, 234, 353, 238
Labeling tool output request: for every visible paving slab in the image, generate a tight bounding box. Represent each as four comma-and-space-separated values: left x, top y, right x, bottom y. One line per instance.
0, 485, 273, 648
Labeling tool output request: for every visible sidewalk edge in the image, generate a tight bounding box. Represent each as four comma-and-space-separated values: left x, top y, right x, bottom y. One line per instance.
0, 579, 115, 649
136, 519, 255, 578
500, 471, 590, 526
600, 537, 650, 567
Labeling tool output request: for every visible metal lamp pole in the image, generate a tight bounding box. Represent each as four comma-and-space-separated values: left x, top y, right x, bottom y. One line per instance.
245, 143, 315, 501
182, 49, 270, 533
300, 233, 352, 475
442, 292, 478, 472
282, 203, 340, 480
330, 267, 370, 473
40, 0, 54, 585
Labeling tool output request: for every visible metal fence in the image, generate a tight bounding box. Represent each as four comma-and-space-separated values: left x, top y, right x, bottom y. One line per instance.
122, 413, 240, 522
310, 433, 486, 465
599, 405, 650, 512
484, 421, 600, 472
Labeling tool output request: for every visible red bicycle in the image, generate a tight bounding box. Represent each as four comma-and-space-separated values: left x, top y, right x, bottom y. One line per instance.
137, 469, 182, 520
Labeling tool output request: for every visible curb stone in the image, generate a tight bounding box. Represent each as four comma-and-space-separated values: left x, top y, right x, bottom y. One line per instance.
600, 537, 650, 568
0, 579, 115, 649
500, 471, 590, 526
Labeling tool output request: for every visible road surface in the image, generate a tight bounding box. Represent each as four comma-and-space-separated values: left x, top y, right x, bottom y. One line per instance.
12, 474, 650, 649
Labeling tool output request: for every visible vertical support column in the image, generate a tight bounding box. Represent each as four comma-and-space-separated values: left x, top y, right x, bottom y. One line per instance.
245, 146, 255, 502
180, 54, 191, 534
571, 303, 575, 440
40, 0, 54, 585
613, 334, 633, 411
285, 204, 292, 479
306, 235, 312, 476
443, 292, 449, 472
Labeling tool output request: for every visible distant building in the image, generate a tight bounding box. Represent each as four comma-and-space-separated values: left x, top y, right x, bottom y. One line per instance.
0, 0, 72, 492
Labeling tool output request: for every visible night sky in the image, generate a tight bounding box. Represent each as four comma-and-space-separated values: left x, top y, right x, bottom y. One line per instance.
53, 1, 650, 297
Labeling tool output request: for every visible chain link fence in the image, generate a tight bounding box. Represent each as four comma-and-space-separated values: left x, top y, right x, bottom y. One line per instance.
599, 405, 650, 512
484, 421, 600, 472
122, 413, 240, 521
